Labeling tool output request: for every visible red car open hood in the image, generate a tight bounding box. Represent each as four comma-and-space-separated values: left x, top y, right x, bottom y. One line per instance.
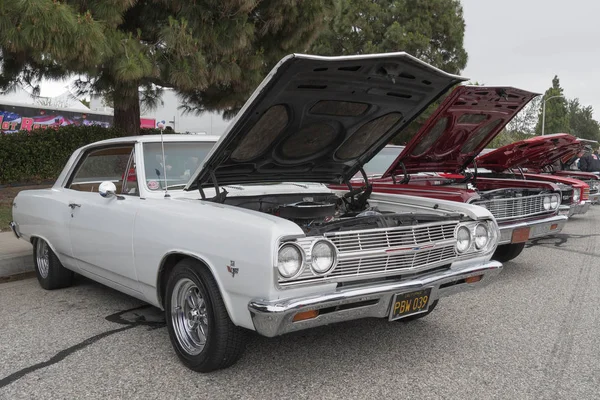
476, 133, 581, 171
381, 85, 538, 177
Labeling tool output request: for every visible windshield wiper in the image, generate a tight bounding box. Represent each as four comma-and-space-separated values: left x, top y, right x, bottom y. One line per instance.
166, 184, 187, 189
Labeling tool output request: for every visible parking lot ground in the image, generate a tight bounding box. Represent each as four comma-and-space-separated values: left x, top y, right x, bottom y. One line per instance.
1, 209, 600, 399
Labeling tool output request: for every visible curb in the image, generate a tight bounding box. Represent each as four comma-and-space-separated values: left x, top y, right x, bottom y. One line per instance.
0, 252, 34, 280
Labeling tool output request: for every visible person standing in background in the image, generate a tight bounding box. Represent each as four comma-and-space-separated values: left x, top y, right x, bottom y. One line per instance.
578, 145, 600, 172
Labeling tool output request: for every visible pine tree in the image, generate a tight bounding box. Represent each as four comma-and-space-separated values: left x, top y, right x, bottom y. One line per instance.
310, 0, 468, 74
0, 0, 335, 134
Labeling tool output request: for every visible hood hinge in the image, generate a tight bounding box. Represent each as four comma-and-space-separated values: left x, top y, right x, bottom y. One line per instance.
198, 171, 228, 203
393, 162, 411, 184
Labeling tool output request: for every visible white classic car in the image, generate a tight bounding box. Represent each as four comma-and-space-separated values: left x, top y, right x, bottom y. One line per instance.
11, 52, 503, 372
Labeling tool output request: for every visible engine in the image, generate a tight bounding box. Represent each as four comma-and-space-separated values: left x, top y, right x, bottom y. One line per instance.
223, 191, 459, 235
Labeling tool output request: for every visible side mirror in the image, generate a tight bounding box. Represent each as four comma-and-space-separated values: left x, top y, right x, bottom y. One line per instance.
99, 181, 123, 200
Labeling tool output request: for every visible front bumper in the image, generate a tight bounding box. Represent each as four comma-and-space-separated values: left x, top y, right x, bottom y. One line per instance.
572, 201, 591, 216
588, 192, 600, 205
248, 260, 502, 337
498, 214, 567, 245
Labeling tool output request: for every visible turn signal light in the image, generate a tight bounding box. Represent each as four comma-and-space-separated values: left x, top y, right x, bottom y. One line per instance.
465, 275, 483, 284
293, 310, 319, 322
550, 224, 558, 230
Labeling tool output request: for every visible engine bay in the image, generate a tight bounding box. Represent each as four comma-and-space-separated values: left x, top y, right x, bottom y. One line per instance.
223, 190, 459, 235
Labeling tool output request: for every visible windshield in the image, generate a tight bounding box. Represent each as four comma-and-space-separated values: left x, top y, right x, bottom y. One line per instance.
143, 141, 215, 190
363, 146, 404, 176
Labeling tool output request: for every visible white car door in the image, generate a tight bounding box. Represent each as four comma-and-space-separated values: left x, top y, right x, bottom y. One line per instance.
65, 143, 142, 292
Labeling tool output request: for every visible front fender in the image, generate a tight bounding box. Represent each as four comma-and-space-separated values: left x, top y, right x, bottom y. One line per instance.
132, 197, 305, 330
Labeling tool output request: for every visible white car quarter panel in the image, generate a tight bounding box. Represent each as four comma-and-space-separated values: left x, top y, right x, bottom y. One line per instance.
12, 188, 78, 270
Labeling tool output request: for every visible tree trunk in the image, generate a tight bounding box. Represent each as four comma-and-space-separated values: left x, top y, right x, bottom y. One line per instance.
113, 81, 141, 135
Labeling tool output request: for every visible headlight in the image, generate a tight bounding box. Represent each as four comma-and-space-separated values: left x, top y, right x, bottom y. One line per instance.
573, 188, 580, 203
310, 240, 337, 274
474, 223, 489, 249
550, 194, 559, 209
456, 226, 471, 253
543, 196, 551, 210
278, 243, 304, 278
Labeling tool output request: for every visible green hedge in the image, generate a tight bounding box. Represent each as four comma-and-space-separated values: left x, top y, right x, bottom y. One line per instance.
0, 126, 174, 185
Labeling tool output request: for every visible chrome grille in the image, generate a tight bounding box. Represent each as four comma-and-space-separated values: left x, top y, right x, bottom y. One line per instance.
326, 222, 456, 253
330, 246, 457, 277
280, 221, 459, 285
473, 194, 552, 221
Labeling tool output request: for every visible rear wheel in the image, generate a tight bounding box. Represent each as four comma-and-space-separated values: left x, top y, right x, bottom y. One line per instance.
396, 300, 438, 322
33, 238, 74, 290
165, 258, 247, 372
492, 242, 526, 263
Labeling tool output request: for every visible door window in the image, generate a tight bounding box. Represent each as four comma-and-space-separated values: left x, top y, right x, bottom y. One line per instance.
68, 145, 136, 194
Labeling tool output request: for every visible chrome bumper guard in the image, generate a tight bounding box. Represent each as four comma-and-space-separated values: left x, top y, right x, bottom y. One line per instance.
498, 214, 567, 245
248, 261, 502, 337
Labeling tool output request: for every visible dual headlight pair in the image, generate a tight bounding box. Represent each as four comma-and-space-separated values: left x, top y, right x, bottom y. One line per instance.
455, 222, 493, 254
543, 194, 561, 209
278, 239, 337, 279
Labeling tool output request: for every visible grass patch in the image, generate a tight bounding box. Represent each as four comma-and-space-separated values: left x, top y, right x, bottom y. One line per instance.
0, 204, 11, 232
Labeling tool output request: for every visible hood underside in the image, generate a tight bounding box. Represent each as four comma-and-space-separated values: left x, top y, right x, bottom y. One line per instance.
185, 53, 465, 191
381, 86, 538, 177
477, 133, 581, 171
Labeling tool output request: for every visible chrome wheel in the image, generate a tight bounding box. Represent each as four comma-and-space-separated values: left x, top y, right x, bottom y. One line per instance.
171, 278, 209, 356
36, 239, 50, 279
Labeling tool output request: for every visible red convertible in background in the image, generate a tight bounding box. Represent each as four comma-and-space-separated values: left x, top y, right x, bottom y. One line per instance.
332, 85, 569, 263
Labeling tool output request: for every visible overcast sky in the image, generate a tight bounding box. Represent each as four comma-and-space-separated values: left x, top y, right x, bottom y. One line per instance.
39, 0, 600, 118
461, 0, 600, 117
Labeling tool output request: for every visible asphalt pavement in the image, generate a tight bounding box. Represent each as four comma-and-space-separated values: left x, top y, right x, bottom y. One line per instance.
1, 209, 600, 399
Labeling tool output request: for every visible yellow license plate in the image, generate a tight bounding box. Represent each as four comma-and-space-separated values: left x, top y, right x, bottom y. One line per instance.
389, 288, 432, 321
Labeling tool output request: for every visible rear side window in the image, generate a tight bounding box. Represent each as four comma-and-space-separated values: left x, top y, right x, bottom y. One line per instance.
68, 145, 135, 194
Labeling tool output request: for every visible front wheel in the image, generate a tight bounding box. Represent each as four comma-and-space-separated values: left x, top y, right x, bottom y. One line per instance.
165, 259, 247, 372
492, 242, 526, 263
33, 238, 74, 290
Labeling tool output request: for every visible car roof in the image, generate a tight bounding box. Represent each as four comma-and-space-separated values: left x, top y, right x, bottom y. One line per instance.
80, 134, 221, 150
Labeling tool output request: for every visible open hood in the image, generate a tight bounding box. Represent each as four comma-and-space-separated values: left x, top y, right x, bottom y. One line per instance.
185, 53, 466, 191
381, 86, 538, 177
476, 133, 581, 171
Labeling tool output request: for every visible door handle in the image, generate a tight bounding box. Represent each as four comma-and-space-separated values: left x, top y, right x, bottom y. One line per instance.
69, 203, 81, 209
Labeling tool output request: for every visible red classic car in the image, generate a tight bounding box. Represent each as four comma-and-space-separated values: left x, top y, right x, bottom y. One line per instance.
332, 85, 569, 263
530, 137, 600, 205
475, 133, 596, 216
